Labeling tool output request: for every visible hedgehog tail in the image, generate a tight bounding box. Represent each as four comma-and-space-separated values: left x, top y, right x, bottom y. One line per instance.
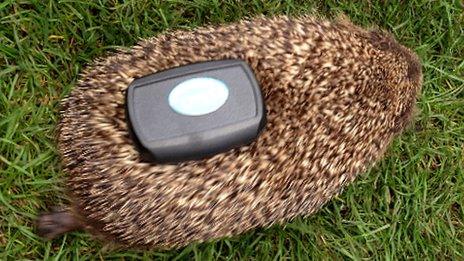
36, 207, 82, 240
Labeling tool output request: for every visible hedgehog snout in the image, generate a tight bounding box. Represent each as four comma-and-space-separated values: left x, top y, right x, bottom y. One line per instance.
394, 51, 422, 134
405, 53, 422, 89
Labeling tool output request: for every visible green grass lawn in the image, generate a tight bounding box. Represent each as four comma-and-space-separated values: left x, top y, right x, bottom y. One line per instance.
1, 0, 463, 259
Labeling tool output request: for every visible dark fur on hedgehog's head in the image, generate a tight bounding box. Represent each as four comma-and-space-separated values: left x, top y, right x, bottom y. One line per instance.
36, 15, 422, 250
366, 29, 422, 133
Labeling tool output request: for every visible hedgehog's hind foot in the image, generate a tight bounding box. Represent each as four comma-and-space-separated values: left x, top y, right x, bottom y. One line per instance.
36, 207, 82, 240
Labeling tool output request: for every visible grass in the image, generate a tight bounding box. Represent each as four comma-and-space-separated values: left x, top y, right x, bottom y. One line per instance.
0, 0, 463, 259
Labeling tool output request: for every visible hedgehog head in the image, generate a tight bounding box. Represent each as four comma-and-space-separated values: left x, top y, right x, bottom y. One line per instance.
366, 29, 422, 134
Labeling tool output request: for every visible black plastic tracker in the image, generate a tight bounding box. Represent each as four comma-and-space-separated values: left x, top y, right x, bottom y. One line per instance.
126, 59, 266, 163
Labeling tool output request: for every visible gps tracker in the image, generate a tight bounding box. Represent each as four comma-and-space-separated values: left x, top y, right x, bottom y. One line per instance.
126, 59, 266, 163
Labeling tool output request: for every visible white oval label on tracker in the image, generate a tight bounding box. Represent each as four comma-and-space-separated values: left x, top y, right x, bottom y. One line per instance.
168, 77, 229, 116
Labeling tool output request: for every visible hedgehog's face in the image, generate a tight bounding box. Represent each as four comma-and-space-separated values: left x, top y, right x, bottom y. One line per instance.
368, 30, 423, 134
391, 51, 422, 134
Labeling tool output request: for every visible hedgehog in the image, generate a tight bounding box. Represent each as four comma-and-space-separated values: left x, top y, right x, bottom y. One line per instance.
36, 15, 422, 249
